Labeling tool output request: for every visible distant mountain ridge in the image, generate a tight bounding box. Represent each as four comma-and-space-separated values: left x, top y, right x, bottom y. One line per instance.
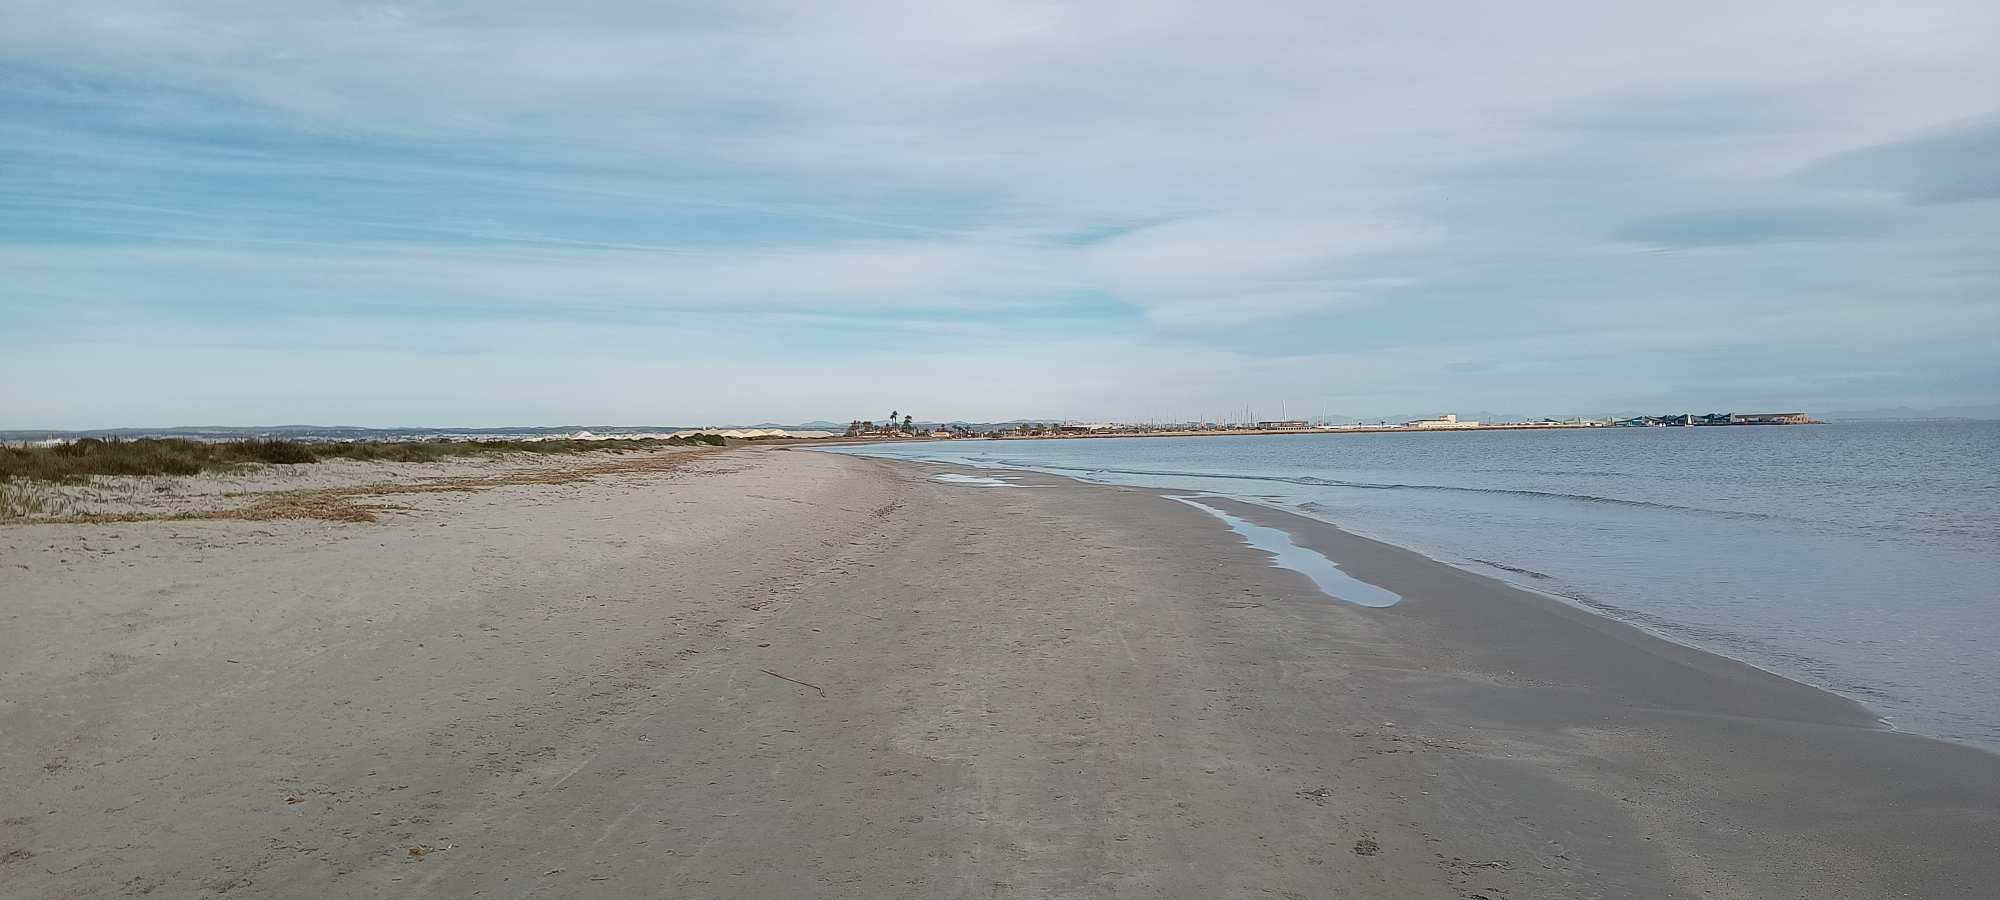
1818, 403, 2000, 420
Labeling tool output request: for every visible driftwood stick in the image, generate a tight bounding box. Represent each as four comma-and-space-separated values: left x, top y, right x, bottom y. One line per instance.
759, 668, 827, 698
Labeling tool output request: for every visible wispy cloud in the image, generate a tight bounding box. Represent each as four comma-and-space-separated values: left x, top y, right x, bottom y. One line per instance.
1798, 116, 2000, 204
2, 1, 1997, 426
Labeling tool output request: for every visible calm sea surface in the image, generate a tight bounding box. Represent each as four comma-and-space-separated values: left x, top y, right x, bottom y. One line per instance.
820, 422, 2000, 752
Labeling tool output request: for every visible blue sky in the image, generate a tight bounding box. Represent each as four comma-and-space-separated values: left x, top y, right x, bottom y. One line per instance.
3, 1, 1997, 427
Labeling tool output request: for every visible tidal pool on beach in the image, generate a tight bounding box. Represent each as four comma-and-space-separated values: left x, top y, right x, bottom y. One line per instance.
932, 473, 1022, 487
1169, 495, 1402, 608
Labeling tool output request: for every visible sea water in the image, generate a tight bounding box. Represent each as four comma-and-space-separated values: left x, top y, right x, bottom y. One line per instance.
819, 421, 2000, 752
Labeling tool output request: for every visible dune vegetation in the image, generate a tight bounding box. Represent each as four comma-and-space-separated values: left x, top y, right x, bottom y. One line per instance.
0, 435, 723, 484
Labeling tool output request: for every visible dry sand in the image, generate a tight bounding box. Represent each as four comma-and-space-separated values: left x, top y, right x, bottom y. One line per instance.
1, 447, 1994, 898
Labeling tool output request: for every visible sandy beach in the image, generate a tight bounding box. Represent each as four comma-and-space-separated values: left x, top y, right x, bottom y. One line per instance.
2, 445, 1995, 899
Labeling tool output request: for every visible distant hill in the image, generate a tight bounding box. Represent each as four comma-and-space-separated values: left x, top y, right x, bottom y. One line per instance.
1820, 403, 2000, 421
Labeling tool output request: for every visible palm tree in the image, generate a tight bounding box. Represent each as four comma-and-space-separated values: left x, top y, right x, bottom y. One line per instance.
902, 415, 914, 433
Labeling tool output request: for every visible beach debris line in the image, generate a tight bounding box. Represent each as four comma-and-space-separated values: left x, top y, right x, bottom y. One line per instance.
759, 668, 827, 698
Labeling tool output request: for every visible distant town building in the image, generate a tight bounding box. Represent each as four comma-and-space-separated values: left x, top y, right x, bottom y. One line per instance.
1407, 414, 1480, 428
1255, 420, 1310, 429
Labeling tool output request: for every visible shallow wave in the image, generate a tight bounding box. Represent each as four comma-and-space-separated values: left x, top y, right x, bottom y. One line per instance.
962, 459, 1785, 522
843, 446, 1983, 546
1469, 558, 1556, 580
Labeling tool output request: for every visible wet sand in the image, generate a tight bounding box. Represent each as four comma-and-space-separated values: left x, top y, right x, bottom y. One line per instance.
1, 447, 1995, 898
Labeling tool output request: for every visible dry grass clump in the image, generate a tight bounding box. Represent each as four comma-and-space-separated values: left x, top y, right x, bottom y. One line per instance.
0, 435, 724, 484
0, 481, 74, 520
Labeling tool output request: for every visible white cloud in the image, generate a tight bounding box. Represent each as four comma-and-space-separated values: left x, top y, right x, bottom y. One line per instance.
3, 0, 1998, 423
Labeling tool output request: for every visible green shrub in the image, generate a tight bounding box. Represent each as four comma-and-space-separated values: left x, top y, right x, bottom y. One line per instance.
236, 440, 320, 464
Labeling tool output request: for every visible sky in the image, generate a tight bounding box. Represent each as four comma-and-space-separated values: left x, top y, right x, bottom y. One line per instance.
3, 1, 1997, 428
